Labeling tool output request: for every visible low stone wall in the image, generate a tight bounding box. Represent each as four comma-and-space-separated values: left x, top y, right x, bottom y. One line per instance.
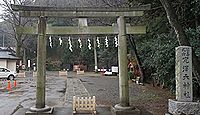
59, 71, 68, 76
168, 99, 200, 114
17, 71, 33, 77
33, 72, 37, 77
24, 71, 33, 77
77, 70, 84, 75
17, 72, 25, 77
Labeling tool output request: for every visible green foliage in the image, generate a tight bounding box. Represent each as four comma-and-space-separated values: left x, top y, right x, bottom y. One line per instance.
185, 26, 200, 97
80, 41, 95, 70
147, 16, 169, 35
27, 34, 118, 71
136, 33, 178, 91
60, 36, 118, 71
185, 26, 200, 57
97, 36, 118, 69
61, 38, 94, 70
127, 0, 200, 97
128, 71, 134, 80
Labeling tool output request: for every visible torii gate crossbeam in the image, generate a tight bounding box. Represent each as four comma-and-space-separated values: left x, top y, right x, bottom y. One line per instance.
11, 4, 150, 18
16, 25, 146, 35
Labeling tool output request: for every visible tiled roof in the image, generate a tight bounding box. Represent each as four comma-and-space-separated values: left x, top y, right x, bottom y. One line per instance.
0, 48, 20, 60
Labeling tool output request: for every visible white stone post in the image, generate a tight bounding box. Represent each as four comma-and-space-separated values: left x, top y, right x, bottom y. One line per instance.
176, 46, 192, 101
28, 59, 31, 71
168, 46, 200, 115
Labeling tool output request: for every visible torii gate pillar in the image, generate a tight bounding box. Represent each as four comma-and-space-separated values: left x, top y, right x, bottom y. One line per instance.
112, 16, 140, 115
28, 17, 53, 114
36, 17, 47, 108
117, 16, 129, 107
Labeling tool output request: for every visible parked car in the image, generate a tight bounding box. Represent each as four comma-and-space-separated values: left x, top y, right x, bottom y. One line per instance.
103, 71, 113, 76
0, 67, 17, 80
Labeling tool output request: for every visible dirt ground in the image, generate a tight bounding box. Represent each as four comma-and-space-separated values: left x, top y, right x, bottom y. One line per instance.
129, 82, 175, 115
79, 74, 175, 115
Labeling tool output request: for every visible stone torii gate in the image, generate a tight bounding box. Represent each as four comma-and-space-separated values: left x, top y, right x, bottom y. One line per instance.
16, 21, 146, 73
11, 4, 150, 114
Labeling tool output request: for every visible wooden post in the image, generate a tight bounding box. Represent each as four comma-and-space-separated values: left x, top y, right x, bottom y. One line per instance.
23, 49, 27, 70
36, 17, 46, 108
94, 37, 98, 72
117, 16, 129, 107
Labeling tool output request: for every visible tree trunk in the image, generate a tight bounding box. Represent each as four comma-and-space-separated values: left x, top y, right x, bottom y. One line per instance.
15, 33, 24, 58
16, 39, 22, 57
159, 0, 200, 85
128, 35, 145, 84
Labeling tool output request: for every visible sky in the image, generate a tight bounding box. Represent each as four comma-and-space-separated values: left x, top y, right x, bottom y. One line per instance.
0, 0, 5, 22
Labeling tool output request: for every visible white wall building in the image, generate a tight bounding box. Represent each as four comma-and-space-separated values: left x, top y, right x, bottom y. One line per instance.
0, 47, 20, 71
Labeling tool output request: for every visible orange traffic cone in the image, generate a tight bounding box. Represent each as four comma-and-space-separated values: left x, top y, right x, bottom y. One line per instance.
7, 80, 11, 90
13, 80, 17, 87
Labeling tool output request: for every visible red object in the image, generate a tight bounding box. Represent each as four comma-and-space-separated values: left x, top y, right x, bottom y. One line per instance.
134, 67, 140, 76
7, 80, 11, 90
13, 80, 17, 87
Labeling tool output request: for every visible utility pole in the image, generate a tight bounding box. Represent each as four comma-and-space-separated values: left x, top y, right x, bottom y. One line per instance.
3, 34, 5, 47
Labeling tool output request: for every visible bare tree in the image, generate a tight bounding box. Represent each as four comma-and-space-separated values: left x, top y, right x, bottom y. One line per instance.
0, 0, 35, 58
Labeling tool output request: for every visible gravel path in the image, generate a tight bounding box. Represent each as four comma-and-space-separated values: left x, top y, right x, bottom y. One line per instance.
78, 75, 175, 115
79, 76, 119, 106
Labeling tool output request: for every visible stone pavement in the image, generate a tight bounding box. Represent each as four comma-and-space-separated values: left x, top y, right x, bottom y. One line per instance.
12, 72, 154, 115
14, 106, 112, 115
63, 76, 112, 115
13, 72, 112, 115
64, 77, 90, 106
